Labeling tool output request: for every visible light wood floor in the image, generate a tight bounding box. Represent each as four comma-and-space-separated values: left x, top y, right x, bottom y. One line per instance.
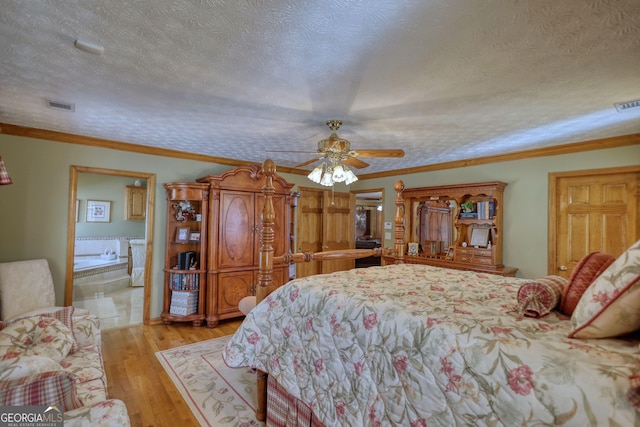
102, 319, 243, 427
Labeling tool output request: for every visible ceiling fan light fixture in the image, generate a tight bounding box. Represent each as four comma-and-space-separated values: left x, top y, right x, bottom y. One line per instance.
307, 163, 325, 184
307, 160, 358, 187
332, 164, 346, 182
343, 165, 358, 185
320, 166, 335, 187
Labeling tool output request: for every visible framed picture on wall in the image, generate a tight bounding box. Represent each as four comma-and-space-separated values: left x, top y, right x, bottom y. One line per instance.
86, 200, 111, 223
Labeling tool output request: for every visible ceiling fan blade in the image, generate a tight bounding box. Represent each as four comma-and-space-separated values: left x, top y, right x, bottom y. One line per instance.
295, 158, 322, 168
354, 149, 405, 158
344, 157, 370, 169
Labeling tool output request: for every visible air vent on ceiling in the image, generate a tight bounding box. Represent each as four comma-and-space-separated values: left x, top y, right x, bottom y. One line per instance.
46, 99, 75, 112
614, 99, 640, 113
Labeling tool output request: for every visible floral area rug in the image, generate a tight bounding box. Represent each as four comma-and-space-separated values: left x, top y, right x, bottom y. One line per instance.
155, 335, 264, 427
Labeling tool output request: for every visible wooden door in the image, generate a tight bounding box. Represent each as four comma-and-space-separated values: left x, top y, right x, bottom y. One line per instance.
322, 190, 356, 274
295, 188, 356, 277
295, 188, 323, 278
549, 166, 640, 279
218, 191, 255, 269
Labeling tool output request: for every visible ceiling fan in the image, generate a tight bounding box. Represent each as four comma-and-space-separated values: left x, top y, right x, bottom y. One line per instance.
295, 120, 405, 169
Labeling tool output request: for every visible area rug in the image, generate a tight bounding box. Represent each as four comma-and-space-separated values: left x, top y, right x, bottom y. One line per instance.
156, 335, 264, 427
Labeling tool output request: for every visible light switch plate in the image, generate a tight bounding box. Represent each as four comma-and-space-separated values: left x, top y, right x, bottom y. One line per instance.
384, 221, 392, 230
385, 232, 391, 240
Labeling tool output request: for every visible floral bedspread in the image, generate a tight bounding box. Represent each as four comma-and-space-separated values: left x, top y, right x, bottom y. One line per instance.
223, 264, 640, 426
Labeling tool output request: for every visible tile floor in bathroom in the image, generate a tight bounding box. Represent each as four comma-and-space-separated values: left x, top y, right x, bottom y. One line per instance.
74, 286, 144, 330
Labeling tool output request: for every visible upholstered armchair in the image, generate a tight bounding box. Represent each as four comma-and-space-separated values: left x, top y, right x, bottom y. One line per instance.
0, 258, 90, 321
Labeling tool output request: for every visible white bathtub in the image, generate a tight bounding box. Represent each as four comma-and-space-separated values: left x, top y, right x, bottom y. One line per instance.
73, 258, 131, 300
74, 258, 119, 271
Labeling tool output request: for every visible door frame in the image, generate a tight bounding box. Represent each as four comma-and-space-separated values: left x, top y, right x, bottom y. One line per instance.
352, 188, 385, 240
547, 164, 640, 275
65, 165, 156, 325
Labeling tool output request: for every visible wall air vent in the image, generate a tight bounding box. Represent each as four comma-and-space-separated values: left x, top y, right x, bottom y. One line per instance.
46, 99, 75, 112
614, 99, 640, 112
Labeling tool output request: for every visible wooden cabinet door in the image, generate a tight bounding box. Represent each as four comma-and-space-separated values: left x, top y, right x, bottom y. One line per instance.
125, 186, 146, 220
551, 167, 640, 279
217, 270, 253, 315
219, 191, 255, 269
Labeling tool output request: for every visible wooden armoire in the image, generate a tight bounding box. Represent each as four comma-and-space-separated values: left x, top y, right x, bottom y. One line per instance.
197, 165, 296, 327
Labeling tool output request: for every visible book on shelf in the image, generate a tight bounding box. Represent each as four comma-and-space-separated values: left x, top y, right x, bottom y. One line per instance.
177, 251, 197, 270
169, 305, 198, 315
476, 201, 495, 220
170, 291, 198, 315
170, 290, 198, 301
459, 212, 477, 219
170, 272, 200, 290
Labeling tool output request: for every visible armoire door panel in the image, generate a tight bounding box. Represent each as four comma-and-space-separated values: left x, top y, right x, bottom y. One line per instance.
219, 191, 255, 268
218, 271, 253, 315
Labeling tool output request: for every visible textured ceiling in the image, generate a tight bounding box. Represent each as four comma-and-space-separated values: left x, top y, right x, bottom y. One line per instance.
1, 0, 639, 176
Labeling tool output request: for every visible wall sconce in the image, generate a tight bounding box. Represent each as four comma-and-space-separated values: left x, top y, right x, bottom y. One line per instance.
0, 156, 12, 185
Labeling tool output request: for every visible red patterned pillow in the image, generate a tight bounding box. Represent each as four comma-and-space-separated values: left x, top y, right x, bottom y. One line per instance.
0, 371, 83, 410
559, 252, 615, 316
517, 275, 567, 318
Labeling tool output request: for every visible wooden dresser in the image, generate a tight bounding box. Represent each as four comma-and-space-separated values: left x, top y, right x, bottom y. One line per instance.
397, 180, 517, 276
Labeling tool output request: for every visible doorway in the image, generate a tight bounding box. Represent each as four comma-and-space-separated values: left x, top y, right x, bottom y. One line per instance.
354, 189, 384, 268
548, 165, 640, 279
65, 166, 155, 329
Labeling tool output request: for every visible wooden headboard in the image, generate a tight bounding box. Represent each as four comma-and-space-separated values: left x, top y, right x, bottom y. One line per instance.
254, 159, 406, 420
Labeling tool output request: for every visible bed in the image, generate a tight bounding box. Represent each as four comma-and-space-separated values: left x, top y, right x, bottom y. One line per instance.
223, 159, 640, 426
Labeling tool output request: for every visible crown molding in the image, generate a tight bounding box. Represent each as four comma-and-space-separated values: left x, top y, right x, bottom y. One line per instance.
1, 122, 638, 180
